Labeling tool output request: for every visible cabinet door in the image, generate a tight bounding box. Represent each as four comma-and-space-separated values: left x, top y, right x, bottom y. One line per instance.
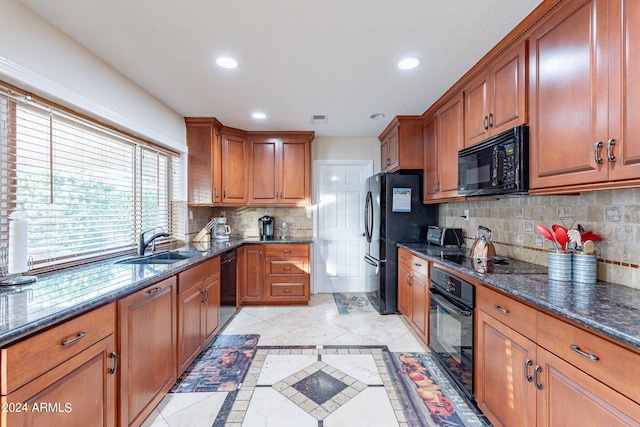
491, 40, 527, 135
177, 284, 204, 375
609, 0, 640, 181
410, 272, 428, 343
476, 310, 537, 427
249, 138, 279, 204
536, 347, 640, 426
380, 139, 390, 172
437, 93, 464, 198
118, 278, 177, 427
397, 261, 411, 318
203, 272, 220, 345
280, 138, 311, 205
2, 336, 116, 427
222, 133, 248, 204
244, 246, 264, 301
212, 127, 222, 203
464, 74, 490, 147
186, 123, 213, 204
422, 116, 439, 201
529, 0, 609, 189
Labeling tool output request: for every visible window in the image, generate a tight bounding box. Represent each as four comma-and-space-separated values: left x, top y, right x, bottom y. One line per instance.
0, 84, 183, 270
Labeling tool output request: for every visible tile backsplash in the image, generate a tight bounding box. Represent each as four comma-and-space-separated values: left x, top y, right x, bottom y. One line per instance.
442, 188, 640, 289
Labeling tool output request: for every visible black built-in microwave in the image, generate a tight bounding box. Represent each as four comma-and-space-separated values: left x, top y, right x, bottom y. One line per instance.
458, 125, 528, 196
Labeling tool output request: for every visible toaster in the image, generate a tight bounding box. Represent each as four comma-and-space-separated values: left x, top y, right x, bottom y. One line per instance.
426, 226, 463, 247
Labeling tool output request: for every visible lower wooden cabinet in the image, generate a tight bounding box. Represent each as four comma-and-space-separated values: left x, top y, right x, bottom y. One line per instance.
476, 285, 640, 426
237, 243, 310, 305
118, 277, 177, 427
397, 248, 429, 344
177, 257, 221, 374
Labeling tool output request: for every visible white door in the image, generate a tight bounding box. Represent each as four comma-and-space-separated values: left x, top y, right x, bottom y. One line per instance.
313, 160, 373, 293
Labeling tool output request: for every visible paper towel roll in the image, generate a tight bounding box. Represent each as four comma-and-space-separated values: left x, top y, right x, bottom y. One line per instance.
8, 210, 29, 275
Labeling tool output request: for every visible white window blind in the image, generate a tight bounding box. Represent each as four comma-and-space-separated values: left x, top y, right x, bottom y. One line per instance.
0, 84, 183, 270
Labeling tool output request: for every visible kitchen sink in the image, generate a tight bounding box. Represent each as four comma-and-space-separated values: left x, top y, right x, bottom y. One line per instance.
115, 250, 203, 265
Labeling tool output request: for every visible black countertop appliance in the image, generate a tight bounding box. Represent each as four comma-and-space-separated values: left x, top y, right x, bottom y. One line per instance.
259, 215, 275, 240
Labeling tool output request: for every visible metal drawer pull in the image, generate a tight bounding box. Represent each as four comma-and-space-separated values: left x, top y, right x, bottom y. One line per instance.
109, 351, 118, 374
534, 365, 543, 390
283, 267, 292, 270
147, 286, 162, 295
283, 288, 291, 293
493, 304, 509, 314
594, 141, 604, 164
570, 344, 599, 361
282, 249, 292, 253
414, 263, 422, 267
61, 331, 86, 346
606, 139, 616, 162
525, 359, 533, 382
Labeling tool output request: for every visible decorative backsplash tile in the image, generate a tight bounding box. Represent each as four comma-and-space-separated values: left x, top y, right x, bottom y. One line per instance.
442, 188, 640, 289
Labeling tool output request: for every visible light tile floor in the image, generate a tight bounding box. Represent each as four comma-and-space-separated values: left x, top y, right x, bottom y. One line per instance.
142, 293, 431, 427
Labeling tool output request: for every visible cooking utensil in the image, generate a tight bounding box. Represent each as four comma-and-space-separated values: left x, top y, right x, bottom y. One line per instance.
582, 240, 595, 254
567, 229, 582, 251
536, 224, 559, 251
580, 231, 603, 242
470, 225, 496, 259
552, 224, 568, 234
555, 227, 569, 251
193, 219, 216, 242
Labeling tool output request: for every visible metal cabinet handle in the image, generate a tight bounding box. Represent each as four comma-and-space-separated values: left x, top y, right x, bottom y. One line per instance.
483, 116, 489, 130
283, 288, 292, 293
525, 359, 533, 382
434, 180, 440, 192
488, 113, 494, 128
493, 304, 509, 314
594, 141, 604, 164
534, 365, 543, 390
408, 275, 413, 286
201, 288, 208, 303
414, 263, 422, 267
283, 266, 292, 271
109, 351, 118, 375
570, 344, 599, 361
606, 139, 616, 163
214, 187, 218, 198
61, 331, 86, 346
400, 255, 407, 260
147, 286, 162, 295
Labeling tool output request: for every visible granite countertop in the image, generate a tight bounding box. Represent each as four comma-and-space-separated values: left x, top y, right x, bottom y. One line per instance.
0, 236, 312, 347
398, 243, 640, 352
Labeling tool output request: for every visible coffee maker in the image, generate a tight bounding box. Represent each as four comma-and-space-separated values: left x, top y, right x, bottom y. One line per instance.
258, 215, 275, 240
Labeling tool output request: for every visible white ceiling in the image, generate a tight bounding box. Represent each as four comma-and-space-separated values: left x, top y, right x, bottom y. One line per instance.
19, 0, 542, 138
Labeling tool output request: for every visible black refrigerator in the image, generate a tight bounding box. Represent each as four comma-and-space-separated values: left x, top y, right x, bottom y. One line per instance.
364, 173, 437, 314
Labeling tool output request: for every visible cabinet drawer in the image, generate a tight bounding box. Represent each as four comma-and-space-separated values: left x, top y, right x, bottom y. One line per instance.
267, 259, 307, 275
1, 302, 116, 395
265, 244, 308, 258
178, 256, 220, 293
476, 285, 537, 340
268, 281, 307, 298
537, 312, 640, 404
398, 248, 412, 268
398, 249, 429, 278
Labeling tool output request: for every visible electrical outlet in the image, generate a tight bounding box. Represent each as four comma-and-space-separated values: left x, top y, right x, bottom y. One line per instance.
464, 209, 469, 219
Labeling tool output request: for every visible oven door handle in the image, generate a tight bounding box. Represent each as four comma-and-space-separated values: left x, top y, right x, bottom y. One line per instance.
429, 287, 473, 317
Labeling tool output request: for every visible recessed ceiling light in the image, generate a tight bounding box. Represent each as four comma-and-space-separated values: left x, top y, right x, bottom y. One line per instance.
370, 113, 386, 120
397, 57, 421, 70
252, 112, 266, 119
216, 57, 238, 69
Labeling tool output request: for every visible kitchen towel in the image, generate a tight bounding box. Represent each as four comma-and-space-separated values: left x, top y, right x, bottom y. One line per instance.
8, 210, 29, 275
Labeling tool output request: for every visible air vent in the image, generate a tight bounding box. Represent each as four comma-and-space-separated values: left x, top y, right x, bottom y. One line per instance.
311, 114, 328, 124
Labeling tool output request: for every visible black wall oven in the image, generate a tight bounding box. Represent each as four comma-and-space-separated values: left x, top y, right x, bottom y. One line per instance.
429, 266, 475, 401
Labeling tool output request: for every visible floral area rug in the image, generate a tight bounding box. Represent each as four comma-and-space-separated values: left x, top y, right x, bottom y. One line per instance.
384, 352, 487, 427
332, 291, 380, 314
170, 334, 259, 393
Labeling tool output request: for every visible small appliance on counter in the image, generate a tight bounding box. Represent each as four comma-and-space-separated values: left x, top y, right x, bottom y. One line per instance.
212, 217, 231, 241
426, 226, 464, 247
258, 215, 275, 240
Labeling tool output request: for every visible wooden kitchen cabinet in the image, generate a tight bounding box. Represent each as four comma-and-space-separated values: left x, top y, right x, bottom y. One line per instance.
529, 0, 640, 193
378, 116, 423, 172
221, 130, 249, 204
177, 257, 221, 375
423, 93, 465, 203
118, 277, 177, 427
237, 244, 265, 303
464, 40, 527, 147
185, 118, 222, 204
0, 303, 117, 427
248, 133, 313, 206
476, 284, 640, 426
397, 248, 429, 344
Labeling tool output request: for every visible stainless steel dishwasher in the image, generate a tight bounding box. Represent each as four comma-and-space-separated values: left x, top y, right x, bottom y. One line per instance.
220, 249, 237, 327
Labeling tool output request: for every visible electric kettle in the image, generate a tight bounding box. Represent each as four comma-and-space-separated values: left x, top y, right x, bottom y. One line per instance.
212, 217, 231, 241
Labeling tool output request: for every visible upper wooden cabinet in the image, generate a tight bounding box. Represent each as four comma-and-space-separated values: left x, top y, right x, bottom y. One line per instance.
529, 0, 640, 193
185, 118, 222, 204
378, 116, 423, 172
464, 40, 528, 147
248, 133, 313, 206
221, 130, 249, 204
423, 94, 465, 203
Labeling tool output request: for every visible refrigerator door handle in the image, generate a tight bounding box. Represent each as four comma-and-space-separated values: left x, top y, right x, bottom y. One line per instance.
364, 191, 373, 243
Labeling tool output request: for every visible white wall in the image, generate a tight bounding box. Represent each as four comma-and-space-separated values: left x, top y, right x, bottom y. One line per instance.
312, 137, 381, 173
0, 0, 186, 152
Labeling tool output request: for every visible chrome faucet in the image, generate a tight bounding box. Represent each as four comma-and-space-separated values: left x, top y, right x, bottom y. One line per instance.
137, 227, 171, 256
